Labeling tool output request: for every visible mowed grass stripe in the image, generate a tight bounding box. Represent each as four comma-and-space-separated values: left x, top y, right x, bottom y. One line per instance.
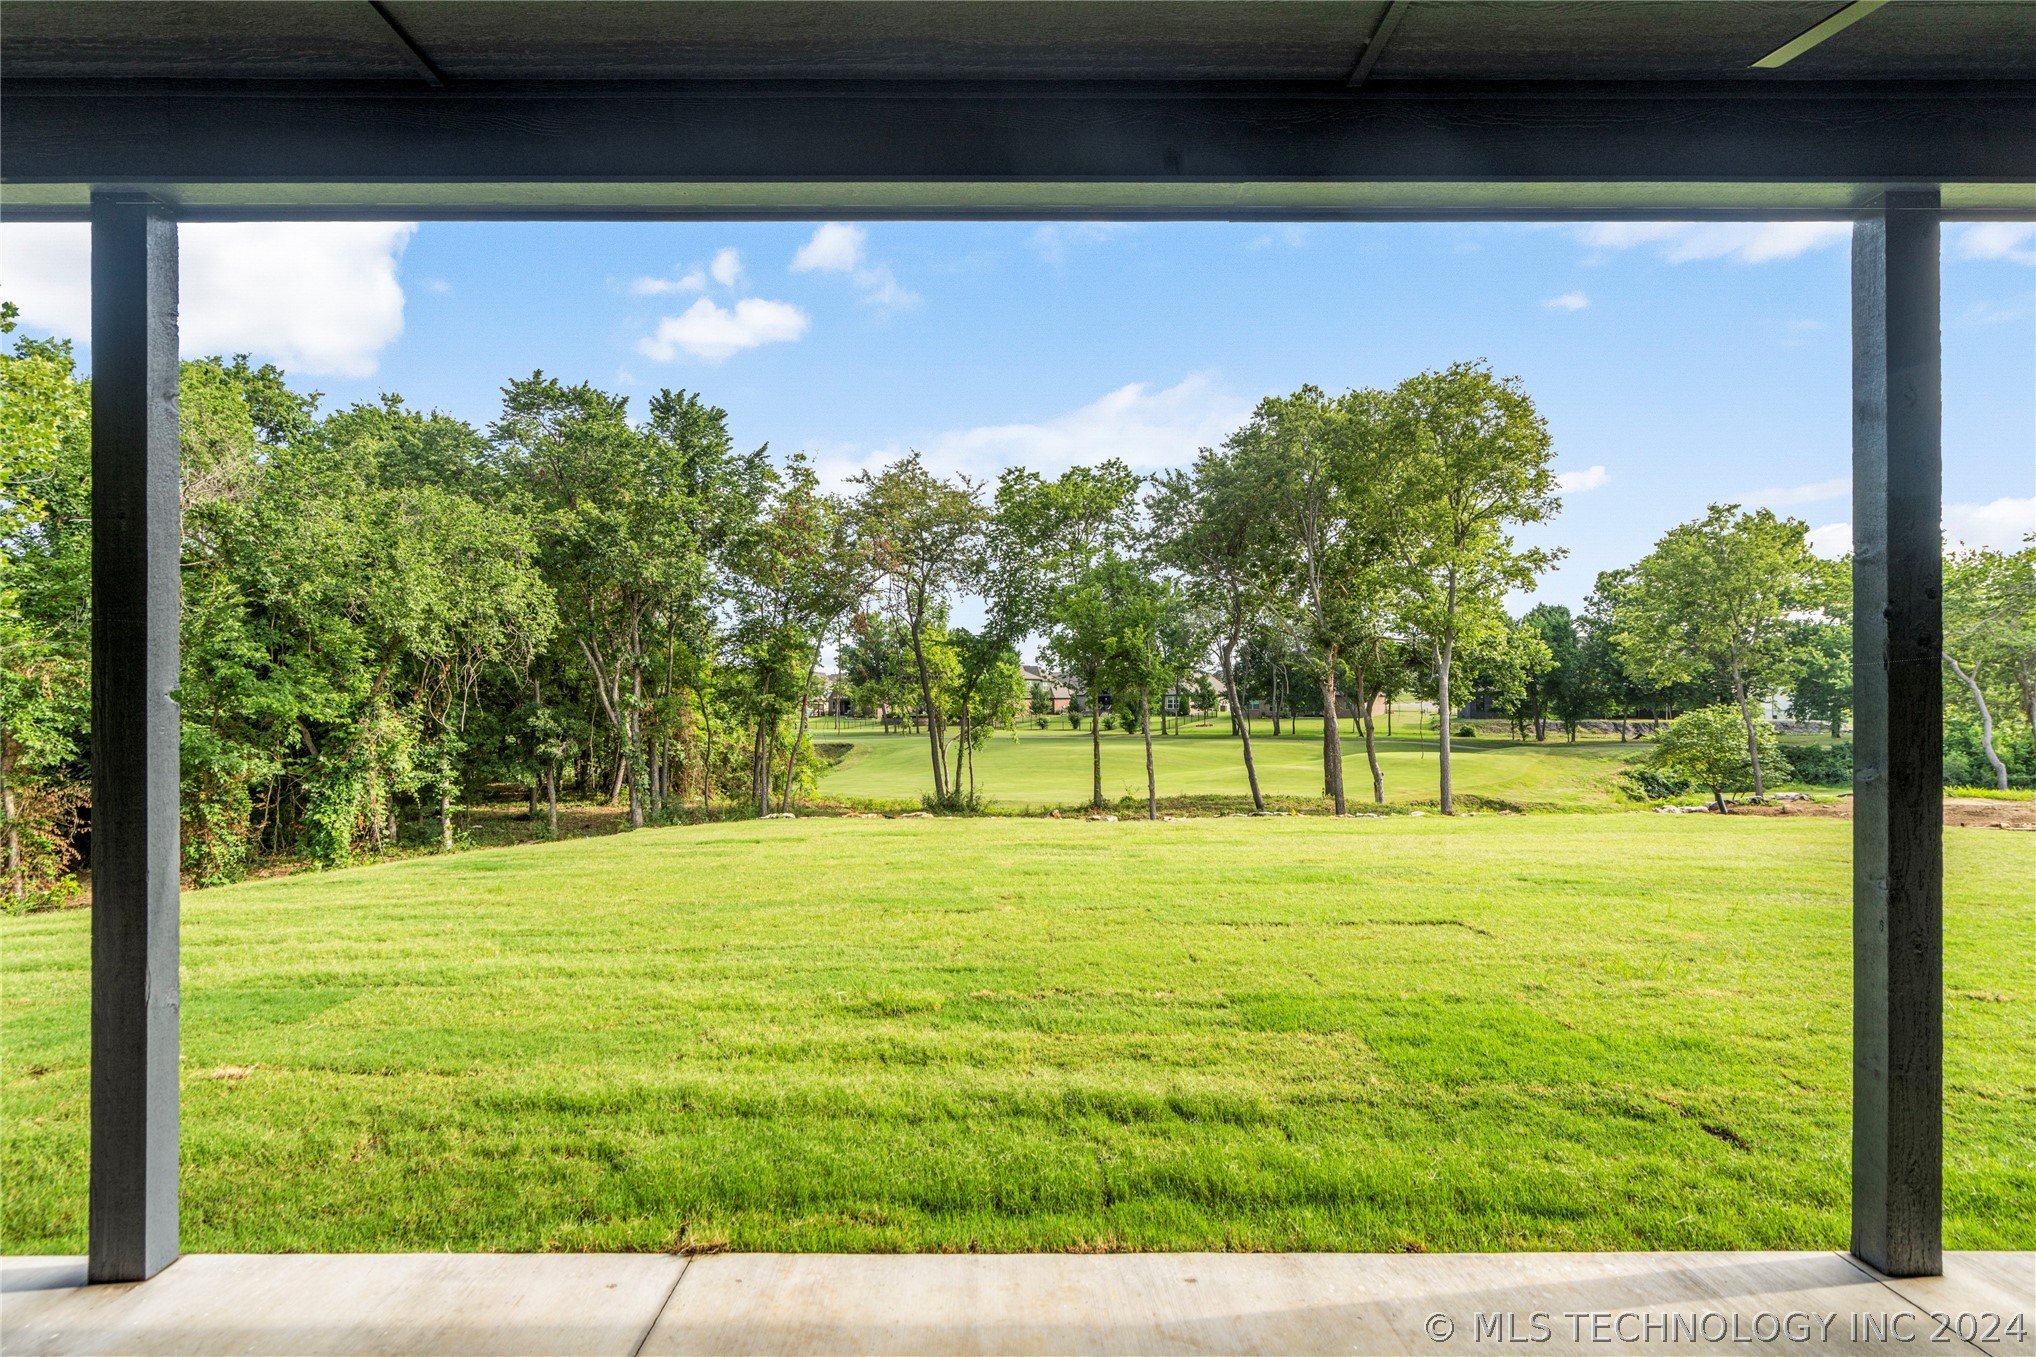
3, 817, 2029, 1254
816, 720, 1668, 809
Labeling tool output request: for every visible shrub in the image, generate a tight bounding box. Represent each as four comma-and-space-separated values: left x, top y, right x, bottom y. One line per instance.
1944, 717, 2035, 790
1647, 705, 1791, 812
1619, 765, 1690, 801
1, 776, 86, 913
1783, 742, 1852, 786
1455, 725, 1476, 738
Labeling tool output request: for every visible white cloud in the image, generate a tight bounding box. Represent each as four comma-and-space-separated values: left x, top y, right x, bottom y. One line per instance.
1946, 497, 2036, 551
1745, 476, 1851, 509
1803, 499, 2033, 560
1577, 221, 1851, 265
1, 223, 90, 337
1246, 225, 1311, 252
1954, 223, 2036, 265
1807, 522, 1853, 559
630, 266, 706, 295
1, 221, 415, 377
1555, 464, 1608, 492
812, 373, 1249, 491
789, 222, 917, 310
637, 296, 809, 363
791, 223, 865, 274
709, 247, 743, 288
1029, 223, 1134, 266
1543, 291, 1590, 312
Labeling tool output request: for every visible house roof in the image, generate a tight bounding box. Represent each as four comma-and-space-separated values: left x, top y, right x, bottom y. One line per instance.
3, 2, 2031, 220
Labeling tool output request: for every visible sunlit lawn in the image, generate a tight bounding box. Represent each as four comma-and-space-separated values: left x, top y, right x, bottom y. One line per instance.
816, 716, 1661, 810
4, 815, 2029, 1255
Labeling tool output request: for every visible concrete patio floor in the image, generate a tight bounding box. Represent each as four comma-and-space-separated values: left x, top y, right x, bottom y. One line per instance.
3, 1250, 2028, 1356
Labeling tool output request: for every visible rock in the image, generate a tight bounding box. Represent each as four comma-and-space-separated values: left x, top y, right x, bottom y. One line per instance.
898, 811, 933, 818
1408, 811, 1426, 818
761, 812, 796, 820
1048, 809, 1062, 819
1773, 792, 1810, 801
1162, 815, 1189, 822
1086, 813, 1119, 822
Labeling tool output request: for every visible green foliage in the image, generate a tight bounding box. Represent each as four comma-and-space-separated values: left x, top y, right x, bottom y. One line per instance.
1782, 743, 1853, 787
1648, 705, 1791, 810
1610, 505, 1828, 797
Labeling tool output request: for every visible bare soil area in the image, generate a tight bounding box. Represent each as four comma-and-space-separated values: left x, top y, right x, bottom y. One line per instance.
1719, 796, 2036, 830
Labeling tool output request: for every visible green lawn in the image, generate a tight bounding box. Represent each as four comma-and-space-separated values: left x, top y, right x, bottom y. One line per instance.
817, 718, 1658, 810
4, 816, 2029, 1255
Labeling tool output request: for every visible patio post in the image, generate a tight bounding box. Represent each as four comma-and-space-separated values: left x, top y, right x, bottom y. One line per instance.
87, 191, 182, 1283
1849, 188, 1943, 1278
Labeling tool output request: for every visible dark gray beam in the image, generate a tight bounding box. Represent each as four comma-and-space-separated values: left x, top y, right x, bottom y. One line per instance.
88, 192, 181, 1285
3, 80, 2031, 199
366, 1, 448, 89
1347, 1, 1409, 88
1850, 189, 1943, 1280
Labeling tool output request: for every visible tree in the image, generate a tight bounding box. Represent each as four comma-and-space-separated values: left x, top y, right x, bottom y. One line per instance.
1649, 705, 1791, 813
495, 378, 748, 828
940, 628, 1025, 802
1612, 504, 1822, 799
1519, 604, 1579, 741
842, 611, 914, 726
1943, 544, 2035, 792
1384, 361, 1563, 814
1, 316, 91, 903
989, 460, 1143, 809
1103, 571, 1209, 818
1042, 553, 1146, 810
851, 453, 985, 805
1147, 449, 1280, 809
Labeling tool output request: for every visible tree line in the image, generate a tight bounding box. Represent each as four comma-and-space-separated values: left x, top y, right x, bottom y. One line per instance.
4, 309, 2032, 905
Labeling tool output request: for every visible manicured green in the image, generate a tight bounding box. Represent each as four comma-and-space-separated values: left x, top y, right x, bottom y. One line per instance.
818, 718, 1655, 810
5, 816, 2030, 1255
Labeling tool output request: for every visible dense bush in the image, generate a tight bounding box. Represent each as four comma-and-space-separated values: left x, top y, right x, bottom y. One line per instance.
1944, 718, 2036, 790
1619, 765, 1690, 801
1782, 743, 1852, 786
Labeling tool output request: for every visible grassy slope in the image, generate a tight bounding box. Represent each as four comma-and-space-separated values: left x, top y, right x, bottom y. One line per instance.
4, 817, 2029, 1255
817, 719, 1653, 810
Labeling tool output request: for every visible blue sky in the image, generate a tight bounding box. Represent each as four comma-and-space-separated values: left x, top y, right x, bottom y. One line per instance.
5, 217, 2031, 613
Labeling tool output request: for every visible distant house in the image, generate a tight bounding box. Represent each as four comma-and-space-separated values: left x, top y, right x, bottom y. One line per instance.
808, 672, 855, 717
1021, 663, 1075, 714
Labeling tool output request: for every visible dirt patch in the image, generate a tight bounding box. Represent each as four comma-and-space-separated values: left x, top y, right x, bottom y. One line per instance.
1714, 796, 2036, 830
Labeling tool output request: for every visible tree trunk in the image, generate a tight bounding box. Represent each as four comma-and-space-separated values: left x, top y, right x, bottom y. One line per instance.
1729, 658, 1766, 799
1355, 666, 1384, 804
439, 787, 453, 852
1319, 669, 1346, 815
545, 765, 559, 837
1219, 637, 1265, 812
1090, 672, 1105, 810
527, 779, 538, 821
1436, 641, 1455, 815
1945, 653, 2010, 791
781, 669, 818, 816
695, 691, 717, 816
1140, 687, 1157, 820
2, 757, 22, 900
905, 596, 948, 802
